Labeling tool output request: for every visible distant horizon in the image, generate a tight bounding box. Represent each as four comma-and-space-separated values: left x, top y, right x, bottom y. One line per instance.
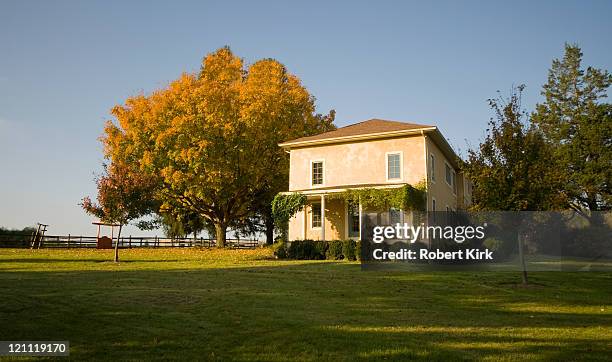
1, 0, 611, 235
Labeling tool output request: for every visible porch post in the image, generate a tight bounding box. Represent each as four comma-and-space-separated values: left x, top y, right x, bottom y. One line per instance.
358, 200, 362, 240
321, 194, 326, 241
302, 207, 307, 240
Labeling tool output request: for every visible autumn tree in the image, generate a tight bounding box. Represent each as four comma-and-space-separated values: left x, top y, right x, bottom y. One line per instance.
532, 44, 612, 214
103, 47, 334, 247
81, 162, 158, 262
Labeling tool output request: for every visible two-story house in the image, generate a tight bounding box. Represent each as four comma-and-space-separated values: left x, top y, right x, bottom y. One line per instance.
279, 119, 471, 241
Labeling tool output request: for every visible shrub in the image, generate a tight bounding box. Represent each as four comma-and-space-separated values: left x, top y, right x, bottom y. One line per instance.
287, 240, 326, 260
271, 240, 287, 259
326, 240, 343, 260
314, 241, 328, 259
355, 240, 361, 261
342, 239, 357, 261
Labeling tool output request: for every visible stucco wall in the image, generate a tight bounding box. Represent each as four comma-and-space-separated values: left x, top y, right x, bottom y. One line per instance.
425, 136, 458, 211
288, 135, 427, 191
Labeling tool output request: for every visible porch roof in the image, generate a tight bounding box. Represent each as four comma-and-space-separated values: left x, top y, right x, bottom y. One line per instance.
279, 182, 406, 196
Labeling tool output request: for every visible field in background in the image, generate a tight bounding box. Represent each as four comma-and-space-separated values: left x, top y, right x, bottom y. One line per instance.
1, 248, 611, 361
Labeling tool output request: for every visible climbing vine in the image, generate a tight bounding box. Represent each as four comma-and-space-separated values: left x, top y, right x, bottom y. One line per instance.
327, 182, 427, 211
271, 193, 307, 241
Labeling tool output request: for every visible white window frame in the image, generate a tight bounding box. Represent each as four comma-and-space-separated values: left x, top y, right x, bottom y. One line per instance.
310, 159, 325, 187
430, 153, 436, 183
389, 207, 403, 226
345, 201, 360, 240
444, 161, 453, 187
310, 202, 322, 229
385, 151, 403, 182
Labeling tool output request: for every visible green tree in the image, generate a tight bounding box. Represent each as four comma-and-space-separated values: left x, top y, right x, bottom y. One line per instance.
465, 85, 565, 212
464, 85, 565, 284
532, 44, 612, 213
103, 47, 334, 247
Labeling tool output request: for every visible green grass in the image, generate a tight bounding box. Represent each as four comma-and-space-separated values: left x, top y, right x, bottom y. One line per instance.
1, 248, 611, 361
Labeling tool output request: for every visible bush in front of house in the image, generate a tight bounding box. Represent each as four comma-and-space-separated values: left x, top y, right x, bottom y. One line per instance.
326, 240, 344, 260
286, 239, 327, 260
276, 240, 360, 261
272, 240, 288, 259
342, 239, 357, 261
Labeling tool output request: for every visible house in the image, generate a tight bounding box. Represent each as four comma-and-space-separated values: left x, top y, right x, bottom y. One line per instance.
278, 119, 472, 241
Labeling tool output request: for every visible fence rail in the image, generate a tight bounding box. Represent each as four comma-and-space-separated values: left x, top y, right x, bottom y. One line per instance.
0, 233, 261, 249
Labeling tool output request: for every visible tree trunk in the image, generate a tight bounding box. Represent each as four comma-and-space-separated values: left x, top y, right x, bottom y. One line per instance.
265, 217, 274, 245
215, 223, 226, 248
114, 224, 123, 263
517, 232, 528, 285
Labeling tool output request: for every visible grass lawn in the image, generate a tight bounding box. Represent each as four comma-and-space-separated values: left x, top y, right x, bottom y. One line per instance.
0, 248, 611, 361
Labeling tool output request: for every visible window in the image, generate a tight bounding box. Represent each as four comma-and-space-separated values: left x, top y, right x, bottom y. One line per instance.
386, 152, 401, 180
311, 161, 324, 186
311, 203, 322, 228
389, 208, 401, 225
432, 198, 437, 222
445, 163, 452, 186
348, 202, 359, 238
452, 171, 456, 194
430, 154, 436, 181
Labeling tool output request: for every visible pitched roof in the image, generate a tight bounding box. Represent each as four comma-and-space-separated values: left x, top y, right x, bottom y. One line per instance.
280, 118, 435, 147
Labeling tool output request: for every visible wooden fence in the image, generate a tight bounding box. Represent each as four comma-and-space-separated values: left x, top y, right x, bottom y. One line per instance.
0, 233, 261, 249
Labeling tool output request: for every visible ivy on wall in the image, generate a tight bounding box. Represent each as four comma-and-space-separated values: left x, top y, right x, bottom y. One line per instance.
327, 182, 427, 211
271, 193, 307, 241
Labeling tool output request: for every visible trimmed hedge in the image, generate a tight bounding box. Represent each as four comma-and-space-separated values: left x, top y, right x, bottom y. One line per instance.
326, 240, 344, 260
286, 240, 327, 260
275, 239, 360, 261
342, 239, 357, 261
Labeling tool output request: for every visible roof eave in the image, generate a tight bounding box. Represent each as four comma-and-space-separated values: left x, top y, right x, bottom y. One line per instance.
278, 127, 438, 149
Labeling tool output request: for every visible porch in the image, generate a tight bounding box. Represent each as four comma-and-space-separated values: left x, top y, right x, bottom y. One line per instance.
286, 186, 413, 241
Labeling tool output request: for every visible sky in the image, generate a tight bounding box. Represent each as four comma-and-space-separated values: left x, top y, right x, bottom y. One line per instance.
1, 0, 611, 236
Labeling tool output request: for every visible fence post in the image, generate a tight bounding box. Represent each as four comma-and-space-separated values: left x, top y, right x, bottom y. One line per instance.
67, 234, 71, 248
129, 235, 132, 248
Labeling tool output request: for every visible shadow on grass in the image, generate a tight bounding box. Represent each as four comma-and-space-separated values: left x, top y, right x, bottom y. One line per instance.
0, 261, 610, 361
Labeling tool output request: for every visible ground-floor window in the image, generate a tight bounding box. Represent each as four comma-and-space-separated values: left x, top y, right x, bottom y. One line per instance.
311, 203, 322, 228
389, 207, 402, 225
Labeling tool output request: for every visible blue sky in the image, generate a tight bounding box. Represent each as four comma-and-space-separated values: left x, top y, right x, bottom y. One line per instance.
1, 0, 611, 235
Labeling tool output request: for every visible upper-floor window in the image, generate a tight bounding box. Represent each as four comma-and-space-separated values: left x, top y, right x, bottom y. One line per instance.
311, 160, 324, 186
311, 202, 322, 228
445, 163, 452, 186
386, 152, 402, 181
430, 154, 436, 182
452, 171, 456, 194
